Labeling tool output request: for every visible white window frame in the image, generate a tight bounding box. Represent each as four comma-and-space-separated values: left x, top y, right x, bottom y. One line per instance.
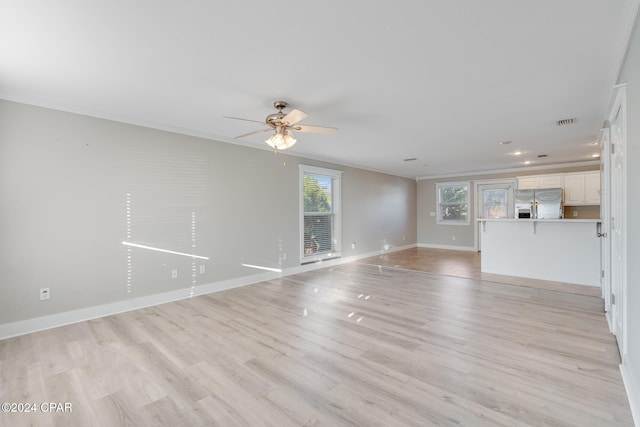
436, 181, 471, 225
299, 165, 342, 263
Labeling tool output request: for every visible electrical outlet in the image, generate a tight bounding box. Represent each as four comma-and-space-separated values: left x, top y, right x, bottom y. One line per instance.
171, 269, 178, 279
199, 265, 206, 274
282, 253, 287, 261
40, 288, 50, 300
573, 211, 578, 217
452, 236, 456, 241
351, 242, 356, 249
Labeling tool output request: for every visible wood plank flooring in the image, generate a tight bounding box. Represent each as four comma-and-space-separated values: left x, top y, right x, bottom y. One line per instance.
359, 247, 602, 297
0, 262, 633, 426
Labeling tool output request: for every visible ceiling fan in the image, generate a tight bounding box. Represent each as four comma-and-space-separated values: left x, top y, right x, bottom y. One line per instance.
224, 101, 338, 151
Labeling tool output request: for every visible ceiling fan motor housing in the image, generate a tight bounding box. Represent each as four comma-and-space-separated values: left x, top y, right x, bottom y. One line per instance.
266, 112, 286, 127
273, 101, 288, 110
266, 101, 289, 127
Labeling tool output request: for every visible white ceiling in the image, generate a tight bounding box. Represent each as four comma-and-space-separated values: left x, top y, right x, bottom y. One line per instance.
1, 1, 638, 178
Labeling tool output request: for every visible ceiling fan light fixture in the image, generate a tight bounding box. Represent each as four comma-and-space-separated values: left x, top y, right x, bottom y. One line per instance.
283, 132, 297, 148
265, 133, 282, 148
265, 131, 297, 150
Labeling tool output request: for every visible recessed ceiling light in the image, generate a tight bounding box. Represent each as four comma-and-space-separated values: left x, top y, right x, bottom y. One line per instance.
513, 151, 523, 156
500, 140, 512, 145
591, 141, 599, 146
591, 154, 600, 158
524, 160, 531, 165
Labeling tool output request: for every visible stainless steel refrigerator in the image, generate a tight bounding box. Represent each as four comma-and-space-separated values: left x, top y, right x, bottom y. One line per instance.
514, 188, 564, 219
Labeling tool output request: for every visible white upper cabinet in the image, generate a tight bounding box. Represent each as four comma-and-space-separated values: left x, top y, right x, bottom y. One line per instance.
584, 172, 601, 204
517, 177, 540, 189
564, 174, 586, 204
539, 174, 564, 189
518, 171, 601, 205
564, 171, 601, 205
517, 174, 563, 189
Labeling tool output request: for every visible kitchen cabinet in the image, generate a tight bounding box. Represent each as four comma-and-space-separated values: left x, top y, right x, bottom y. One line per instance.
540, 175, 564, 188
585, 172, 601, 204
517, 174, 563, 189
564, 171, 601, 205
517, 177, 539, 189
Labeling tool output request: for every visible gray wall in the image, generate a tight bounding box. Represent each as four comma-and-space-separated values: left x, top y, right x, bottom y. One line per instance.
417, 166, 599, 248
0, 100, 417, 325
618, 10, 640, 416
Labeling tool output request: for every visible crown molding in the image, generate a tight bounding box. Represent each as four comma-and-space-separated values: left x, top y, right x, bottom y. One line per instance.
416, 161, 600, 181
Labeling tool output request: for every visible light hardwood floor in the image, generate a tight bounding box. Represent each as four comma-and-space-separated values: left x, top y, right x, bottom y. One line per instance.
359, 247, 602, 297
0, 261, 633, 426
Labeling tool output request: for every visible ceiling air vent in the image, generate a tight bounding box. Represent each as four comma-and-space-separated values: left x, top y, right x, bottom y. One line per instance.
556, 117, 577, 126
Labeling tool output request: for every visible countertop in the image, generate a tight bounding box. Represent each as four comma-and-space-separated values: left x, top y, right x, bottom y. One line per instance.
476, 218, 601, 223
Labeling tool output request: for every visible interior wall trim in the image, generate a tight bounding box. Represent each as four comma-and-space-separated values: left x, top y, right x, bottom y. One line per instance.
620, 362, 640, 427
415, 161, 600, 181
0, 244, 417, 341
417, 243, 477, 251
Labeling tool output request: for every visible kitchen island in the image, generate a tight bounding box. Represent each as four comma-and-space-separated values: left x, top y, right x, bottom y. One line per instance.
478, 218, 601, 287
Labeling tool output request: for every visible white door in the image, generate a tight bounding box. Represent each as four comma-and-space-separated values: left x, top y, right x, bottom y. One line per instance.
609, 90, 626, 357
476, 183, 514, 251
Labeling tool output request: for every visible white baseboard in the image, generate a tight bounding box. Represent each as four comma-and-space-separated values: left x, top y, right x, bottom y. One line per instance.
287, 243, 417, 274
621, 360, 640, 427
0, 274, 273, 341
418, 243, 477, 251
0, 243, 417, 340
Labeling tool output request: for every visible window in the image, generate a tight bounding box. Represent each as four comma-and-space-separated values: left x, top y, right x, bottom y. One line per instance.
436, 182, 470, 225
300, 165, 342, 263
481, 188, 509, 218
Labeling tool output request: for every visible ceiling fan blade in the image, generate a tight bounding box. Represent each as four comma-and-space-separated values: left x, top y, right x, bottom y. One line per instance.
282, 108, 309, 125
234, 127, 271, 138
292, 124, 338, 135
223, 116, 265, 124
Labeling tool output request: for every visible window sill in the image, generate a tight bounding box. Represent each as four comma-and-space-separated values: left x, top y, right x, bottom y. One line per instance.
436, 221, 471, 226
300, 252, 342, 265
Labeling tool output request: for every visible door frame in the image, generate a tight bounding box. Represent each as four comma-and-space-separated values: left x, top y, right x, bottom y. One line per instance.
473, 178, 517, 251
606, 84, 627, 357
599, 125, 612, 328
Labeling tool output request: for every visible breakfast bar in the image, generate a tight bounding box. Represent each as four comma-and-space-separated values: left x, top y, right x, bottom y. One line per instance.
478, 218, 602, 287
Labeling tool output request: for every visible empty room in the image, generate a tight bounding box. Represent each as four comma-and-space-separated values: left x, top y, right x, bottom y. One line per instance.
1, 1, 639, 426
